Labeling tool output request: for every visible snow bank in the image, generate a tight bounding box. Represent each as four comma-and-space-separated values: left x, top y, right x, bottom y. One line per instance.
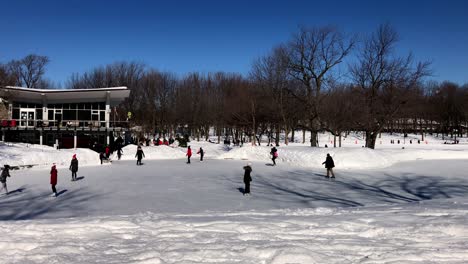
217, 145, 468, 169
0, 143, 100, 168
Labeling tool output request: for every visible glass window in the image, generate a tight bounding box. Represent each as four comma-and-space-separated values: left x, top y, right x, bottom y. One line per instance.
36, 109, 43, 120
12, 109, 19, 119
78, 110, 91, 120
48, 110, 54, 120
100, 111, 105, 121
77, 103, 84, 109
63, 110, 77, 120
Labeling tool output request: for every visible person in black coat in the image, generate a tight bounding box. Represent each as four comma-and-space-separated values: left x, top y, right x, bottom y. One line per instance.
117, 148, 123, 160
0, 165, 11, 194
69, 154, 79, 181
197, 147, 204, 162
243, 163, 253, 195
322, 153, 335, 178
135, 146, 145, 165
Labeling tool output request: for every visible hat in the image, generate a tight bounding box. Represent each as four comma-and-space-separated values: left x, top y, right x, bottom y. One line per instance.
73, 154, 76, 159
247, 162, 252, 166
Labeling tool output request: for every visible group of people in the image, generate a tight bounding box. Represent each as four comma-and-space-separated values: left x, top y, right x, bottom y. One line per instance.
1, 154, 80, 197
1, 143, 336, 198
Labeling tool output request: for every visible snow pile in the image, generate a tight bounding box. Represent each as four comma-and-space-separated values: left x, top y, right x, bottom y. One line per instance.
217, 145, 468, 169
1, 199, 467, 264
0, 143, 100, 168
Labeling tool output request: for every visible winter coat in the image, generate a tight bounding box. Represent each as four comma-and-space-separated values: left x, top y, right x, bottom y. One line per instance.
0, 168, 10, 183
105, 147, 110, 155
323, 156, 335, 169
197, 148, 204, 155
70, 158, 79, 172
270, 147, 277, 156
187, 148, 192, 157
243, 166, 252, 183
50, 166, 58, 185
135, 149, 145, 159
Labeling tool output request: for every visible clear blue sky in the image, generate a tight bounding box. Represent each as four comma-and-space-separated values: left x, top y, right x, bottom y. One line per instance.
1, 0, 467, 86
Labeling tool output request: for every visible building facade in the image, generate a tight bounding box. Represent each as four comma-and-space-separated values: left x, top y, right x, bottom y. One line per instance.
0, 86, 130, 149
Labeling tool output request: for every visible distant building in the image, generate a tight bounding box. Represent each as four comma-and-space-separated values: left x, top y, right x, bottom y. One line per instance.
0, 86, 130, 149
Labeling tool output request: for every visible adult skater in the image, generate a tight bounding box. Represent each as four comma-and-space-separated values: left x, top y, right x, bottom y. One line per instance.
135, 146, 145, 165
0, 165, 11, 195
322, 153, 335, 178
50, 163, 58, 197
69, 154, 78, 181
186, 146, 192, 164
105, 145, 111, 158
270, 146, 278, 166
197, 147, 204, 162
243, 162, 253, 195
117, 148, 123, 160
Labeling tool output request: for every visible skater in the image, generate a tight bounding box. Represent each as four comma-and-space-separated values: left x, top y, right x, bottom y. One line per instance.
117, 148, 123, 160
99, 152, 105, 164
135, 146, 145, 165
50, 163, 58, 197
197, 147, 204, 162
105, 145, 111, 159
186, 146, 192, 164
243, 162, 252, 195
69, 154, 78, 181
322, 153, 335, 178
0, 165, 11, 195
270, 147, 278, 166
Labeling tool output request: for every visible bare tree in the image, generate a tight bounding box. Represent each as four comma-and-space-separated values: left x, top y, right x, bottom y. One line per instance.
8, 54, 50, 88
350, 24, 430, 149
283, 26, 355, 146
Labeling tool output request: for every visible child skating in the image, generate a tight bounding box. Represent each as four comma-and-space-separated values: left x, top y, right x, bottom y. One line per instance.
135, 145, 145, 165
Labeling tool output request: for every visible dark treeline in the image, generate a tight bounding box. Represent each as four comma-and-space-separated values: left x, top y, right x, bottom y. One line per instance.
1, 24, 467, 149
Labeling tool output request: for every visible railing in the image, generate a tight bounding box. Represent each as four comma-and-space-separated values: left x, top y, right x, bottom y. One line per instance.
1, 119, 129, 129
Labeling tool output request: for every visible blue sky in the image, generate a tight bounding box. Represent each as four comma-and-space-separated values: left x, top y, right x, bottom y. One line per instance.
1, 0, 467, 86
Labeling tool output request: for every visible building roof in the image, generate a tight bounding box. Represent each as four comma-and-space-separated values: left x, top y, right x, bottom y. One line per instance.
2, 86, 130, 105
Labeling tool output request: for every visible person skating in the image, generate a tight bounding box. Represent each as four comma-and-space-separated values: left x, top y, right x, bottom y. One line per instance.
0, 165, 11, 195
186, 146, 192, 164
117, 148, 123, 160
322, 153, 335, 178
197, 147, 204, 162
243, 162, 253, 195
270, 147, 278, 166
50, 163, 58, 197
69, 154, 78, 181
135, 146, 145, 165
105, 145, 110, 158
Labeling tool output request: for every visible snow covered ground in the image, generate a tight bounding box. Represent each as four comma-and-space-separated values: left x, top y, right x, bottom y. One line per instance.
1, 132, 468, 263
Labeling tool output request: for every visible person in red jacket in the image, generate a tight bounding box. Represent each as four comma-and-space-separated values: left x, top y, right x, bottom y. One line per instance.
186, 146, 192, 164
50, 163, 58, 197
105, 145, 110, 158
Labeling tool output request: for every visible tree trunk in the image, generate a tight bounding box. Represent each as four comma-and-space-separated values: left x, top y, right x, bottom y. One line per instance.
291, 129, 295, 143
365, 131, 378, 149
339, 133, 342, 147
302, 130, 305, 144
333, 134, 337, 148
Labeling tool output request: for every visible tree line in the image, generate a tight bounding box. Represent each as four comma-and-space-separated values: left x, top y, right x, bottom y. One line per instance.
1, 24, 467, 149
